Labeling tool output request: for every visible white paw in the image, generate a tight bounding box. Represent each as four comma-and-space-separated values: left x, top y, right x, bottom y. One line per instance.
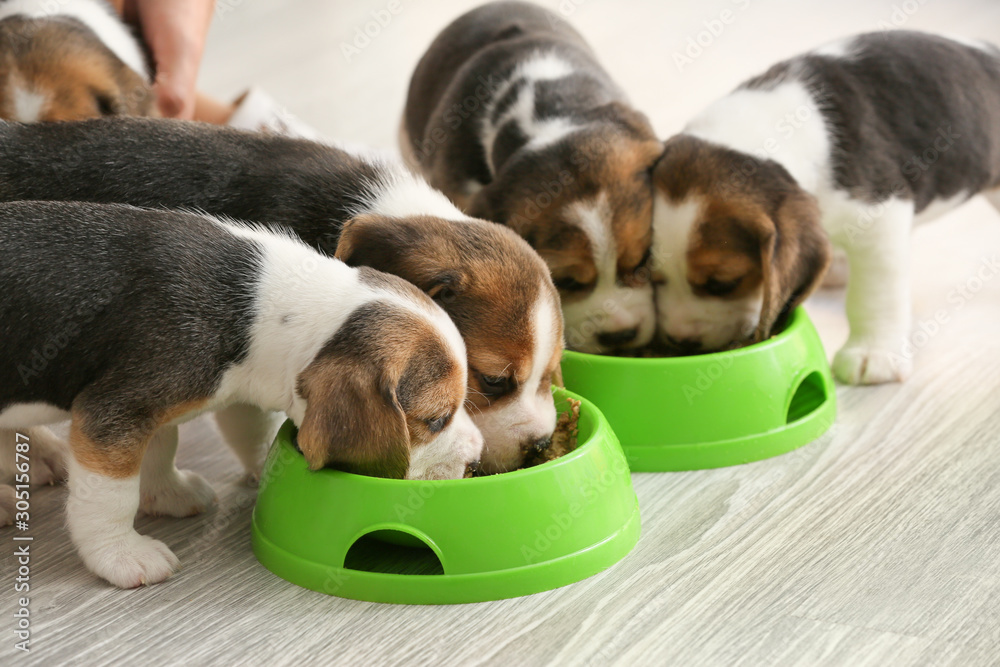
77, 531, 180, 588
834, 343, 912, 385
0, 484, 14, 527
140, 470, 217, 518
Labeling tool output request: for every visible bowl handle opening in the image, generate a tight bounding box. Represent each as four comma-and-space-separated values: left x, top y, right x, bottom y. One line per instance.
343, 529, 445, 576
785, 371, 828, 424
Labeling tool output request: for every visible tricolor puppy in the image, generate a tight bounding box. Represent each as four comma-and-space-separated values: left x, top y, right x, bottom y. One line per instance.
0, 200, 483, 587
652, 31, 1000, 384
0, 0, 153, 524
402, 0, 664, 354
0, 0, 153, 121
0, 117, 562, 474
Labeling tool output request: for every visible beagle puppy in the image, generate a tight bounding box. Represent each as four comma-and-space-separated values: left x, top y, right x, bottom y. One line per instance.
401, 1, 664, 354
0, 0, 153, 121
0, 200, 483, 587
0, 117, 563, 474
0, 0, 154, 526
652, 31, 1000, 384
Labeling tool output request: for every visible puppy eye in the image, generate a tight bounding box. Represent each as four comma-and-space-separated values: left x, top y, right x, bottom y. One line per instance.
553, 276, 590, 293
94, 93, 116, 116
702, 277, 741, 297
478, 372, 515, 398
425, 414, 452, 433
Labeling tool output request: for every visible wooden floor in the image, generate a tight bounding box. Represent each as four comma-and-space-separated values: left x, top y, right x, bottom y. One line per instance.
4, 1, 1000, 665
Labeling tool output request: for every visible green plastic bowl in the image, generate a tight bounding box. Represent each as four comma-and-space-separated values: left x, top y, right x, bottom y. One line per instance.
251, 389, 639, 604
560, 308, 836, 471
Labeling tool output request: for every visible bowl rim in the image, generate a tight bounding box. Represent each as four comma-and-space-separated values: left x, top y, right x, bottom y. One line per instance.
561, 306, 809, 367
270, 388, 615, 489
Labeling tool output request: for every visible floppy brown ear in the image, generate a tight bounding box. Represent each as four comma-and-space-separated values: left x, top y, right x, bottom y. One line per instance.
755, 191, 832, 340
335, 214, 413, 272
296, 352, 410, 479
336, 214, 468, 302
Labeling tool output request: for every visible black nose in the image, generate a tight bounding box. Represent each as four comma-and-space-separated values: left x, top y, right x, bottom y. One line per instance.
597, 327, 639, 349
529, 436, 552, 453
664, 334, 702, 353
464, 460, 481, 477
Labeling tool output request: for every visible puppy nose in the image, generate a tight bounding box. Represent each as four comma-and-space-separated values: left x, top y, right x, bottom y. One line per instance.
528, 436, 552, 453
596, 327, 639, 349
464, 460, 481, 477
664, 334, 702, 353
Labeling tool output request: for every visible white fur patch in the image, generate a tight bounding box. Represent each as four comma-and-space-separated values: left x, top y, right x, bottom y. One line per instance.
813, 37, 854, 59
914, 190, 970, 225
560, 193, 657, 353
9, 83, 47, 122
0, 0, 150, 80
65, 459, 179, 587
685, 80, 831, 192
356, 164, 469, 222
518, 52, 574, 81
480, 52, 582, 175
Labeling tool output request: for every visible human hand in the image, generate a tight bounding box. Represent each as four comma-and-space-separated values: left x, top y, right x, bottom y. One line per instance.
117, 0, 216, 119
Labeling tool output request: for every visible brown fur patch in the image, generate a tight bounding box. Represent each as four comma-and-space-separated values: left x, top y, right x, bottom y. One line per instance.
69, 414, 144, 478
654, 135, 832, 337
0, 16, 154, 122
68, 398, 210, 479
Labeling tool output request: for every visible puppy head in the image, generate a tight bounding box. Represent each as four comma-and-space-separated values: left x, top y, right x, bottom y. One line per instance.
468, 105, 664, 353
336, 214, 563, 474
650, 135, 831, 352
0, 16, 154, 122
296, 280, 483, 480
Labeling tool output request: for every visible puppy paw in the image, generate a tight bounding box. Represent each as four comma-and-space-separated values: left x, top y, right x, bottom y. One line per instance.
78, 532, 180, 588
0, 485, 15, 527
833, 344, 912, 385
140, 470, 217, 518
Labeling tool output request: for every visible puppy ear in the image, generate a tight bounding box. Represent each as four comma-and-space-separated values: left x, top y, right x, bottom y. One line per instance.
336, 214, 468, 302
335, 214, 408, 270
755, 191, 832, 340
296, 352, 410, 479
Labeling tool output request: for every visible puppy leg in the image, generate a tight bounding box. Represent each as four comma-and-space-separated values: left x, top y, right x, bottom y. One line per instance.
214, 404, 282, 486
139, 425, 217, 517
833, 200, 915, 384
66, 421, 179, 588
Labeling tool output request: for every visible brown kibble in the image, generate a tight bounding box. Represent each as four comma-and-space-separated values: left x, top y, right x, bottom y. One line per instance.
521, 397, 581, 468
